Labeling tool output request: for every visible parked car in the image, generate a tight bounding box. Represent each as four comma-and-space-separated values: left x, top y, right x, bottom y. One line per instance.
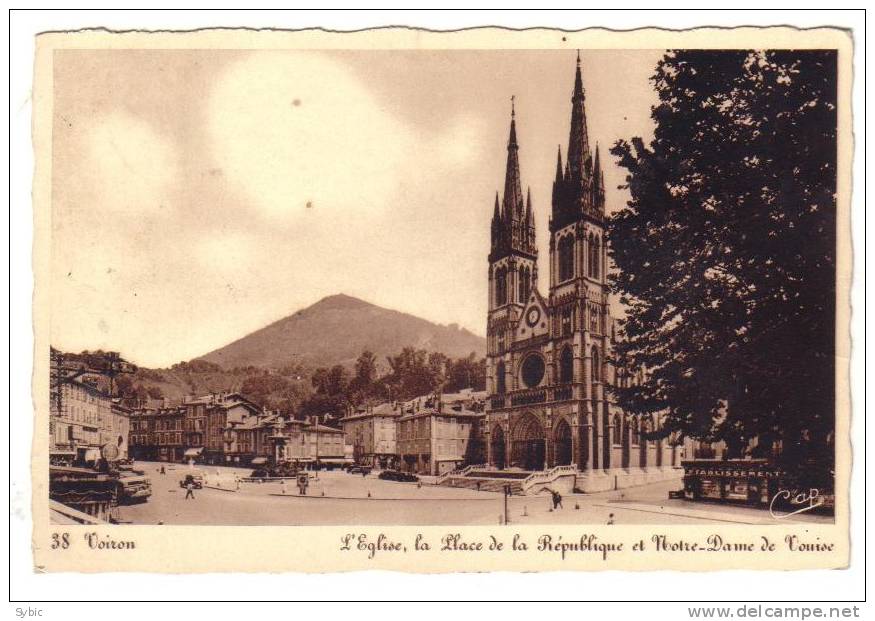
378, 470, 419, 483
348, 466, 372, 475
117, 471, 152, 504
249, 468, 270, 480
179, 472, 204, 489
249, 462, 300, 480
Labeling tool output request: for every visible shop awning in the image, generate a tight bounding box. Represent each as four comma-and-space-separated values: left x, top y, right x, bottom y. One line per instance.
319, 458, 354, 465
184, 447, 204, 457
250, 457, 268, 465
84, 448, 101, 462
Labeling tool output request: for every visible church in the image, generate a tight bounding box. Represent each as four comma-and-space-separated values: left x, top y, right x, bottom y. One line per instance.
483, 55, 687, 492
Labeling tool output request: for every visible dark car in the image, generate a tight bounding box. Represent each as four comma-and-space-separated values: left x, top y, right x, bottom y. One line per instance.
118, 472, 152, 504
379, 470, 419, 483
179, 473, 204, 489
348, 466, 372, 475
249, 468, 270, 480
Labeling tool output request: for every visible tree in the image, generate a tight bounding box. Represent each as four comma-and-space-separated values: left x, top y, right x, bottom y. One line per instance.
348, 350, 379, 406
445, 353, 487, 393
382, 347, 439, 401
609, 50, 836, 480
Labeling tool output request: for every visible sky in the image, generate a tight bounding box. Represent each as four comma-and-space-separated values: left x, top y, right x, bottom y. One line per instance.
50, 49, 664, 368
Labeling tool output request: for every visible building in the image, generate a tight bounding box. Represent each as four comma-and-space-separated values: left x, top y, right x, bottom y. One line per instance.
396, 390, 486, 476
224, 411, 284, 465
181, 396, 209, 462
109, 401, 132, 460
127, 408, 155, 461
304, 422, 348, 466
203, 393, 262, 465
267, 417, 351, 468
128, 406, 185, 462
341, 402, 401, 468
49, 378, 113, 464
484, 56, 686, 491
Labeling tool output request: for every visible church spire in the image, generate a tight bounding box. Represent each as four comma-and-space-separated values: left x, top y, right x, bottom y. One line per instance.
489, 98, 537, 263
566, 53, 592, 189
554, 145, 563, 183
502, 96, 525, 223
551, 54, 604, 232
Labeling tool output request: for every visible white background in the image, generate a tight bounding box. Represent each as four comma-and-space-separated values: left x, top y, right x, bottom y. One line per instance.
6, 7, 868, 613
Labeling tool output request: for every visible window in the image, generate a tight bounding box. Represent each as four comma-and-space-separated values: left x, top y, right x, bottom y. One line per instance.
496, 361, 506, 394
495, 267, 508, 306
558, 235, 574, 282
521, 354, 545, 388
518, 266, 531, 302
560, 306, 573, 336
559, 346, 573, 384
591, 346, 601, 383
592, 236, 601, 279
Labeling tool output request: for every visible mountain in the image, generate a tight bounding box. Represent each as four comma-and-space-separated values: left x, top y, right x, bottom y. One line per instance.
197, 294, 486, 370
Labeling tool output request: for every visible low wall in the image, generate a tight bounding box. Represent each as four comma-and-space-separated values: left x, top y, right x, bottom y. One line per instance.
575, 467, 683, 493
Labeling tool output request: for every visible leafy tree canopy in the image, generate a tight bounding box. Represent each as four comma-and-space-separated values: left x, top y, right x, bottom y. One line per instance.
609, 50, 836, 473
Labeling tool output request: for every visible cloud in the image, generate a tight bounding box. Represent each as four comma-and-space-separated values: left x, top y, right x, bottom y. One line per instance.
431, 114, 487, 169
206, 52, 415, 226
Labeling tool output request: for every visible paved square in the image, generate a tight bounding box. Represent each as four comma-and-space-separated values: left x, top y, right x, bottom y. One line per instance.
117, 462, 833, 526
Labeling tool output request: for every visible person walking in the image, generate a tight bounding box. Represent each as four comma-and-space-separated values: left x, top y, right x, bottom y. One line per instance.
606, 513, 615, 525
551, 490, 563, 510
184, 480, 195, 500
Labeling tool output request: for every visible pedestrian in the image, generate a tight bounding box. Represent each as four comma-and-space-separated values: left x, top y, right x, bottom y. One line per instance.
551, 490, 563, 510
160, 465, 166, 475
606, 513, 615, 525
185, 481, 195, 500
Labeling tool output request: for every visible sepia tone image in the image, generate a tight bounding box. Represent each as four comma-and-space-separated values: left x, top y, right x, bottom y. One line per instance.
39, 29, 847, 553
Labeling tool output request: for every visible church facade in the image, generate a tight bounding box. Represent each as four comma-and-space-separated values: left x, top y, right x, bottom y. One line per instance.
484, 56, 686, 491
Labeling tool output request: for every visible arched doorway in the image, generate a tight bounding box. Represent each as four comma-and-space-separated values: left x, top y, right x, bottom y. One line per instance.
554, 418, 572, 466
511, 413, 546, 471
491, 425, 506, 470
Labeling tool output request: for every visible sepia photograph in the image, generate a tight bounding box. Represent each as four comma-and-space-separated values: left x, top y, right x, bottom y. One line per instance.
24, 21, 854, 576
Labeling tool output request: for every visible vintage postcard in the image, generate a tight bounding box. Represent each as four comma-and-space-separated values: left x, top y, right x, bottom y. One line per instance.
31, 25, 852, 573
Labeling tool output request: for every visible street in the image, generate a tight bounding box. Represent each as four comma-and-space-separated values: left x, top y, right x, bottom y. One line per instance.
114, 462, 834, 527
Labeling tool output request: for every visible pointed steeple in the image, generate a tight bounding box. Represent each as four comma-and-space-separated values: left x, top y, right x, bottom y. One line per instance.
566, 52, 592, 190
502, 96, 525, 222
554, 145, 563, 183
489, 98, 537, 264
573, 50, 584, 98
490, 191, 503, 251
551, 53, 603, 232
593, 142, 601, 174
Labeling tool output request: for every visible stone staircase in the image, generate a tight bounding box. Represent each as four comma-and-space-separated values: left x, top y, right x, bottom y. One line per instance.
437, 465, 579, 496
440, 475, 525, 495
